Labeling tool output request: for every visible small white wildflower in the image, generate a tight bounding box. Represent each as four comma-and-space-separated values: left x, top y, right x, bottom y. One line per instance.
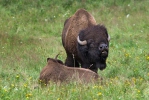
14, 87, 18, 91
45, 19, 48, 22
140, 30, 143, 33
126, 14, 130, 18
133, 24, 135, 26
12, 17, 15, 19
3, 86, 8, 89
2, 47, 4, 49
53, 16, 55, 18
63, 13, 67, 17
128, 4, 130, 7
63, 11, 70, 17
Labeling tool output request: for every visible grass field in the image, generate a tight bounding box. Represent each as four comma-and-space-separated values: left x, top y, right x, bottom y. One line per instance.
0, 0, 149, 100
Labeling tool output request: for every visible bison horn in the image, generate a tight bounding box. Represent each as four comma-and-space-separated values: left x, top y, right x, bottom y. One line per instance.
77, 36, 87, 45
108, 34, 110, 41
55, 51, 62, 59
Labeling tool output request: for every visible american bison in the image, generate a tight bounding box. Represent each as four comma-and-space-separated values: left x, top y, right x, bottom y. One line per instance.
39, 55, 100, 85
62, 9, 110, 73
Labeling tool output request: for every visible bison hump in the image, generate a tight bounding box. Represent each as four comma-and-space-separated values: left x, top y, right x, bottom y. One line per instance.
63, 9, 96, 54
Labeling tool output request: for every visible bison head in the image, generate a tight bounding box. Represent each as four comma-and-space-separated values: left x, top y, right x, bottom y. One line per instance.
77, 25, 110, 72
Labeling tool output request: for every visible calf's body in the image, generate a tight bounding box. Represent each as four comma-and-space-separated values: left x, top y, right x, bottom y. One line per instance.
39, 58, 100, 85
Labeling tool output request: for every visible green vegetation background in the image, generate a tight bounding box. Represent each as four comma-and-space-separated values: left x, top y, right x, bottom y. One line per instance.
0, 0, 149, 100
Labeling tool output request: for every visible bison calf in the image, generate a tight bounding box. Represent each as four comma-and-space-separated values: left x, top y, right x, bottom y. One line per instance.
39, 57, 101, 85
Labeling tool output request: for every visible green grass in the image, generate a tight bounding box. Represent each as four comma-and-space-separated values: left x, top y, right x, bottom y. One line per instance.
0, 0, 149, 100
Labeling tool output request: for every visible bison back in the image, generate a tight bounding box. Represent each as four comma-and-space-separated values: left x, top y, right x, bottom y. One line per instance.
62, 9, 96, 54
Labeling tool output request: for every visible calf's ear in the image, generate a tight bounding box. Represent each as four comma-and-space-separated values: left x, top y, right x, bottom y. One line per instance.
47, 58, 50, 62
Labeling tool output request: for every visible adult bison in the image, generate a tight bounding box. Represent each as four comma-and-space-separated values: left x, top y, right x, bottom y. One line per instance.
62, 9, 110, 73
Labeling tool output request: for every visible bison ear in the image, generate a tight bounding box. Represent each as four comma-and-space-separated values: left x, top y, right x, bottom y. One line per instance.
108, 34, 110, 41
79, 30, 85, 39
47, 58, 50, 62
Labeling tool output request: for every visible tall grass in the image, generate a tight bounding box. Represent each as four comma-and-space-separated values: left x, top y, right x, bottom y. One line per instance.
0, 0, 149, 100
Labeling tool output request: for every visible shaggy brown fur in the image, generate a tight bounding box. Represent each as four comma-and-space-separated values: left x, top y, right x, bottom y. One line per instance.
62, 8, 96, 54
39, 57, 101, 85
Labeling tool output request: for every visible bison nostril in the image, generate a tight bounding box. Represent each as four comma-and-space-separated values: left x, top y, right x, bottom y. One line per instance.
105, 45, 108, 49
99, 43, 108, 50
99, 46, 103, 49
99, 46, 104, 50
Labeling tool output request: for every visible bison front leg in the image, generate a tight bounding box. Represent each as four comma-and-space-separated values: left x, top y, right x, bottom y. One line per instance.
89, 65, 98, 73
81, 62, 98, 73
65, 52, 79, 67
